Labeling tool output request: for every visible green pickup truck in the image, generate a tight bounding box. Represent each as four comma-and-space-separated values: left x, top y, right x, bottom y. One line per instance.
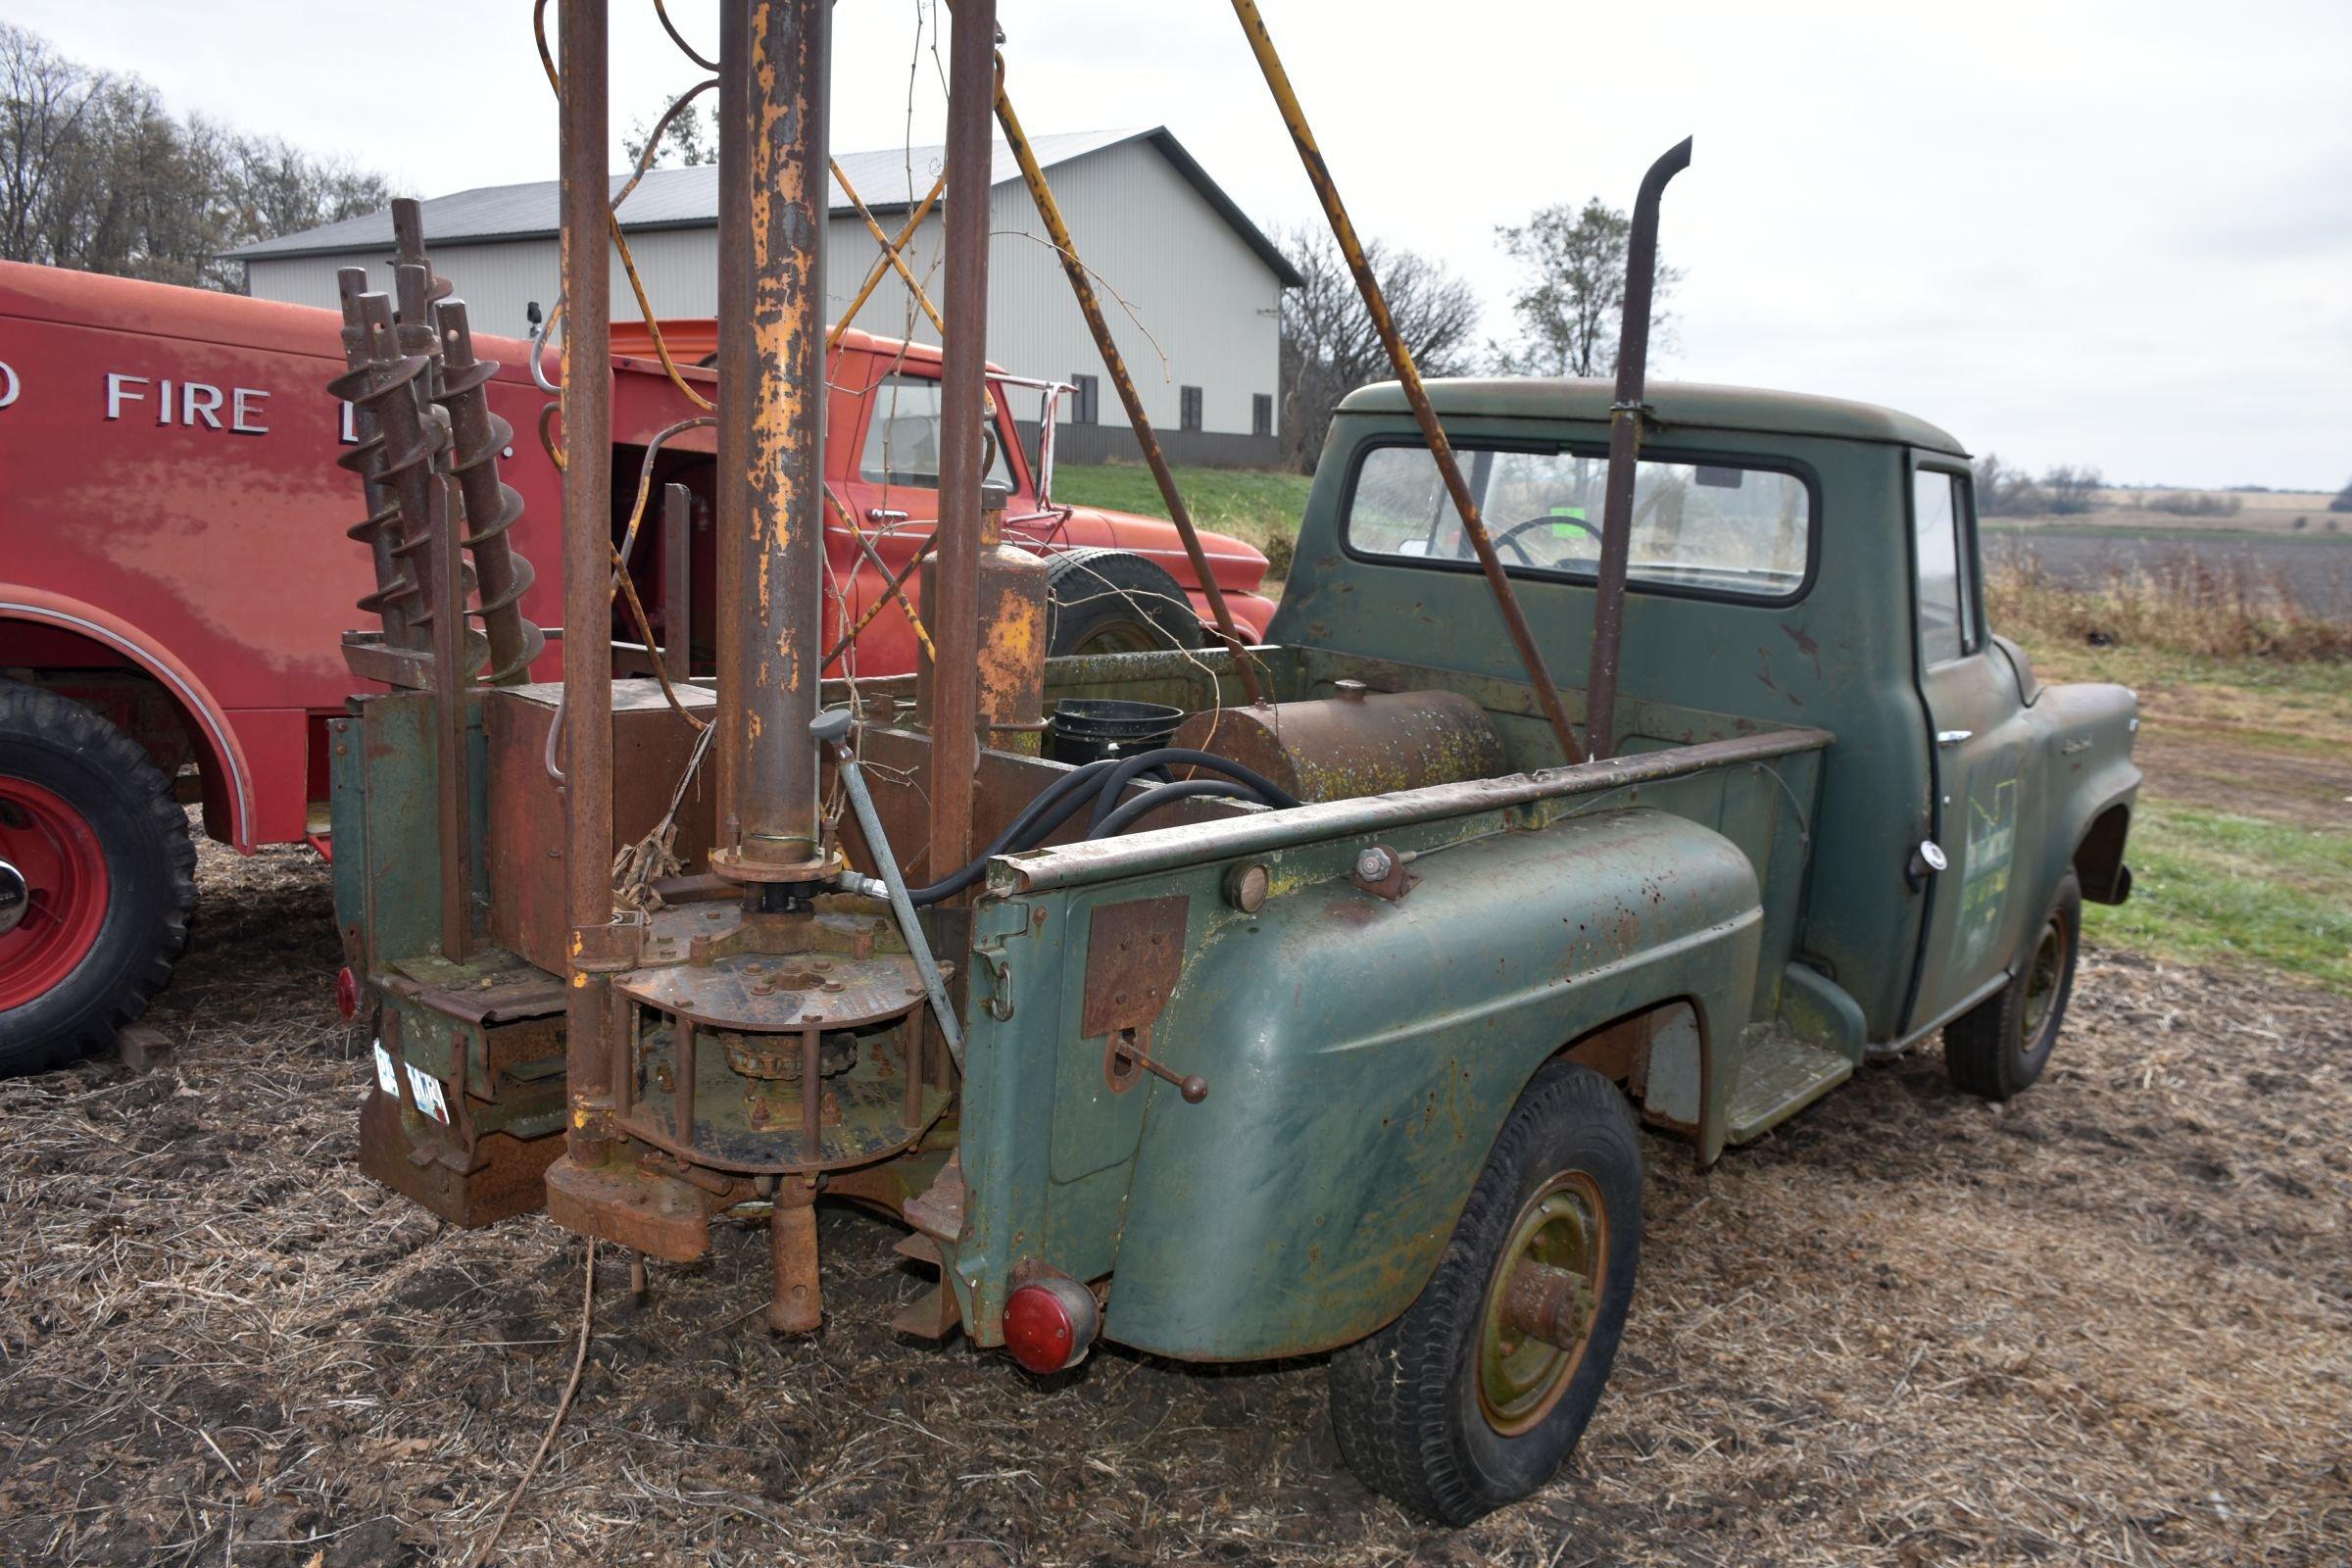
334, 371, 2138, 1526
933, 376, 2141, 1519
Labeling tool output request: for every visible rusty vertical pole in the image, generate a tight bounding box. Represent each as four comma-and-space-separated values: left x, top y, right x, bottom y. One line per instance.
1585, 137, 1691, 762
1229, 0, 1586, 767
713, 0, 750, 851
559, 0, 615, 1162
927, 0, 996, 880
713, 0, 832, 890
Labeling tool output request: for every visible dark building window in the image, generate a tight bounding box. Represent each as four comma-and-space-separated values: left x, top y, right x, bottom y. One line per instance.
1071, 373, 1099, 425
1251, 393, 1273, 438
1180, 385, 1203, 432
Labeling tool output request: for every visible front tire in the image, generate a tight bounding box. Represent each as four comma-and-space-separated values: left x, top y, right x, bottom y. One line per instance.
1044, 548, 1203, 658
1944, 870, 2081, 1101
0, 679, 197, 1075
1328, 1060, 1642, 1525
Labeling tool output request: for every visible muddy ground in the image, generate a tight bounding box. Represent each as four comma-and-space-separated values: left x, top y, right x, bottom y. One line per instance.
1, 829, 2347, 1568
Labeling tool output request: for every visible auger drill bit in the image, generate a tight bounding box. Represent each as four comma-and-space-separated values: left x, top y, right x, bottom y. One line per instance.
329, 292, 471, 665
392, 200, 545, 685
332, 269, 424, 652
433, 300, 547, 685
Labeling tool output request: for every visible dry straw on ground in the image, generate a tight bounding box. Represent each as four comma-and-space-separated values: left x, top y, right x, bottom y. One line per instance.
1, 829, 2346, 1566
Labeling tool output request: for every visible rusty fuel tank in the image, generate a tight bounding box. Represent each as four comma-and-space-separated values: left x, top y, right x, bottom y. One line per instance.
1173, 681, 1506, 804
921, 484, 1049, 756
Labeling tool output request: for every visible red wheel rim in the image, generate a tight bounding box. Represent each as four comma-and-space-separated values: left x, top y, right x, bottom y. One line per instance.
0, 777, 112, 1010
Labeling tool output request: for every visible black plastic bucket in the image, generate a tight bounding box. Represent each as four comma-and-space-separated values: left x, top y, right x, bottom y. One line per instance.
1046, 699, 1185, 767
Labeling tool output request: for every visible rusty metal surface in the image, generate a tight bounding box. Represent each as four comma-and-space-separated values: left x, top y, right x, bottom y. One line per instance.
713, 0, 750, 842
1004, 726, 1835, 893
1080, 897, 1188, 1039
545, 1152, 713, 1262
433, 297, 547, 685
331, 269, 421, 659
325, 283, 474, 956
768, 1195, 821, 1332
713, 0, 832, 879
1229, 0, 1584, 768
1173, 683, 1505, 804
616, 949, 924, 1032
992, 66, 1264, 706
484, 682, 716, 977
1585, 137, 1693, 762
617, 1016, 950, 1172
559, 0, 617, 1160
384, 946, 566, 1025
924, 0, 997, 885
357, 1086, 562, 1229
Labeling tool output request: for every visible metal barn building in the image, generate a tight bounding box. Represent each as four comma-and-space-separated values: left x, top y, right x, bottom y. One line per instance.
231, 126, 1299, 466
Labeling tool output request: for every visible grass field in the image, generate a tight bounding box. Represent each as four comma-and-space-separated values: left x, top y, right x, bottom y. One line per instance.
1052, 461, 1311, 558
1998, 565, 2352, 992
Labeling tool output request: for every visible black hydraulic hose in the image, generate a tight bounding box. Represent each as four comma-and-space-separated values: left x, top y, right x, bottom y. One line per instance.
1089, 779, 1260, 838
903, 748, 1301, 906
904, 758, 1117, 906
1085, 748, 1303, 833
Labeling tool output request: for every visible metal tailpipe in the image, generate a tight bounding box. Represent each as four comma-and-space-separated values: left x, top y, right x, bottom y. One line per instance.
1583, 136, 1692, 762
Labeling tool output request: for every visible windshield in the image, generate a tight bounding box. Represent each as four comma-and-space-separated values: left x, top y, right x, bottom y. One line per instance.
1346, 443, 1812, 600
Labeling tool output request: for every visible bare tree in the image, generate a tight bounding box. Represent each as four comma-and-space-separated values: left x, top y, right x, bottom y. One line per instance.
1974, 454, 2045, 516
1275, 224, 1480, 472
2331, 475, 2352, 514
2040, 466, 2104, 515
1491, 197, 1682, 377
0, 22, 392, 291
624, 100, 718, 170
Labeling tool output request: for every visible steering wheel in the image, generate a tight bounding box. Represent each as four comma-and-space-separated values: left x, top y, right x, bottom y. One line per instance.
1491, 513, 1601, 566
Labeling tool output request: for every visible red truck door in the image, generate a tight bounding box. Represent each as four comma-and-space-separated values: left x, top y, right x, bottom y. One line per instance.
825, 353, 1033, 677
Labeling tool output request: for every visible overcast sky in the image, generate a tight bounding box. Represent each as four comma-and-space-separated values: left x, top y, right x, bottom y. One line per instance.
18, 1, 2349, 490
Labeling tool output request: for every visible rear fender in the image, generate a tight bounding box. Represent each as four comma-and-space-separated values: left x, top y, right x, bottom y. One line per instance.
1099, 807, 1761, 1361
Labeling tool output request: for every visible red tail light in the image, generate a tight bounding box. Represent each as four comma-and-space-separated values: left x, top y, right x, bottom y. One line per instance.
335, 965, 361, 1021
1002, 1277, 1100, 1374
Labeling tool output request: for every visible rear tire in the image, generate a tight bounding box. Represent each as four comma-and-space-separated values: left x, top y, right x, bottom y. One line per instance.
0, 679, 197, 1075
1327, 1060, 1641, 1525
1044, 548, 1202, 658
1945, 870, 2081, 1101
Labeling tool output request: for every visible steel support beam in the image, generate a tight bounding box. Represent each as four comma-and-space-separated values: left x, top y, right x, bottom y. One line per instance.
559, 0, 615, 1159
926, 0, 997, 881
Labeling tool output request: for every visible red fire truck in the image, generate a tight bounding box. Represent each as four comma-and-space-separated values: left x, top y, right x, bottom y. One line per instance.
0, 262, 1273, 1073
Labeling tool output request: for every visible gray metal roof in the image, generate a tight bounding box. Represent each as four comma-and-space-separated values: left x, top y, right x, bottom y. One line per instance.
228, 125, 1302, 286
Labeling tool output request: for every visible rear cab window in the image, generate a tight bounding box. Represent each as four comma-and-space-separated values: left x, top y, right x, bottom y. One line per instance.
1345, 441, 1813, 601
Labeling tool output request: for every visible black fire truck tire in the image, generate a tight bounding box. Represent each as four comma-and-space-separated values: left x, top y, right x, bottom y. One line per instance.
1044, 548, 1203, 659
1945, 869, 2082, 1102
0, 679, 197, 1076
1327, 1059, 1642, 1525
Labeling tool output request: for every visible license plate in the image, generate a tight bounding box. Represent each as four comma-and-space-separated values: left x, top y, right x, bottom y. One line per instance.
404, 1062, 451, 1124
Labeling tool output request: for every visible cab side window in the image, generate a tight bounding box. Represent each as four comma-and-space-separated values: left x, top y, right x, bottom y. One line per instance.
1913, 469, 1978, 664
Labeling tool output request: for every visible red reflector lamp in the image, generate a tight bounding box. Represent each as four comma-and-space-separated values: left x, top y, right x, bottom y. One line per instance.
334, 965, 361, 1021
1002, 1276, 1100, 1374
